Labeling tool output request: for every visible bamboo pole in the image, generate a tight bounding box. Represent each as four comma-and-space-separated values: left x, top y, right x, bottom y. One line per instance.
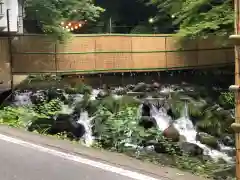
229, 0, 240, 179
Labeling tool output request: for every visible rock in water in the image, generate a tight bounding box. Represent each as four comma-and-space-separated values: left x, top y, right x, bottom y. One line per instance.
132, 82, 147, 92
221, 134, 235, 147
152, 82, 160, 89
163, 125, 180, 142
196, 132, 219, 150
179, 142, 203, 156
97, 90, 109, 99
142, 103, 151, 117
139, 116, 156, 129
30, 91, 47, 104
50, 114, 85, 140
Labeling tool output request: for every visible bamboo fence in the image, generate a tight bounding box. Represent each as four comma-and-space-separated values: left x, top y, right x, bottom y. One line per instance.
0, 34, 235, 74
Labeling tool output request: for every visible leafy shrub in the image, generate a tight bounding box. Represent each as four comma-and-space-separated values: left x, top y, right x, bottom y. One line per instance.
219, 92, 235, 109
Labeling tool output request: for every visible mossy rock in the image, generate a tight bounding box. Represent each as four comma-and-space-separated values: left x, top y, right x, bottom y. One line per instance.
188, 103, 203, 118
163, 124, 180, 142
218, 92, 234, 110
168, 100, 183, 119
117, 96, 140, 107
85, 100, 101, 116
196, 132, 219, 149
65, 87, 78, 94
132, 82, 147, 92
181, 91, 200, 100
74, 83, 92, 94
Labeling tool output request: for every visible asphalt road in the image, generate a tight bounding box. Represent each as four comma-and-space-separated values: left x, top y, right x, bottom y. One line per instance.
0, 139, 134, 180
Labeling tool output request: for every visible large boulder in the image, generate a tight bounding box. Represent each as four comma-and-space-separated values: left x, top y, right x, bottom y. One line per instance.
139, 116, 156, 129
141, 102, 151, 117
196, 132, 219, 150
97, 90, 109, 99
163, 124, 180, 142
47, 88, 67, 102
30, 90, 47, 104
152, 82, 160, 89
179, 142, 203, 156
49, 114, 85, 140
132, 82, 147, 92
144, 140, 182, 155
221, 134, 235, 147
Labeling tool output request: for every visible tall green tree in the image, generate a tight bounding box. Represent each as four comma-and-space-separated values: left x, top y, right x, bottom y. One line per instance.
145, 0, 234, 40
24, 0, 104, 40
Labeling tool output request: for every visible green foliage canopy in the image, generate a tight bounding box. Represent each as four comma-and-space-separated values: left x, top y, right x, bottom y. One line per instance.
145, 0, 234, 40
24, 0, 104, 40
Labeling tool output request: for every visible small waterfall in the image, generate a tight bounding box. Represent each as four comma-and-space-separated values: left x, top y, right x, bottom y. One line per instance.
90, 89, 100, 100
173, 102, 197, 142
13, 91, 32, 106
174, 101, 233, 162
77, 111, 94, 147
150, 101, 234, 163
150, 105, 172, 132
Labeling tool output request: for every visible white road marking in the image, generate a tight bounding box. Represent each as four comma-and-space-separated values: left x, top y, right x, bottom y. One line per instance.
0, 133, 159, 180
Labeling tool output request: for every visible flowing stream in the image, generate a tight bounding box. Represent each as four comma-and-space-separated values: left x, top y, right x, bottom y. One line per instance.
150, 101, 234, 163
13, 89, 235, 162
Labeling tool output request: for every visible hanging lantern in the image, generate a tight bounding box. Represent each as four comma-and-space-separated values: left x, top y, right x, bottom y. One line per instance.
60, 20, 87, 32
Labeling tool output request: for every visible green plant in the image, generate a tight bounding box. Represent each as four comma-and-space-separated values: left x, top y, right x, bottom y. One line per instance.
219, 92, 235, 109
32, 99, 62, 118
74, 83, 93, 94
0, 107, 35, 128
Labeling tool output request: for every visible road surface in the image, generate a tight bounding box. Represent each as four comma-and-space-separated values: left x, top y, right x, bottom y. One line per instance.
0, 126, 207, 180
0, 139, 135, 180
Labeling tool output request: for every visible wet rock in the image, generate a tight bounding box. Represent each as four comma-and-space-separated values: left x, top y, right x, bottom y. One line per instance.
196, 132, 219, 150
30, 90, 47, 104
97, 90, 109, 99
142, 102, 151, 117
132, 82, 147, 92
112, 87, 127, 95
159, 91, 171, 97
152, 82, 160, 89
221, 134, 235, 147
179, 135, 187, 142
126, 84, 135, 91
139, 116, 156, 129
221, 147, 236, 157
151, 92, 162, 98
179, 142, 203, 156
144, 140, 182, 155
49, 113, 85, 140
163, 124, 180, 142
143, 98, 164, 110
48, 88, 67, 102
202, 155, 212, 162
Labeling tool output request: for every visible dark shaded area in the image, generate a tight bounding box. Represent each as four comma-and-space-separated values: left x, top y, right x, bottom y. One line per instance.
0, 89, 12, 107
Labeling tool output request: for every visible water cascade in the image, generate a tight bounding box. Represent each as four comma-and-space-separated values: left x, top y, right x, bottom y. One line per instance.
77, 111, 94, 147
150, 100, 234, 163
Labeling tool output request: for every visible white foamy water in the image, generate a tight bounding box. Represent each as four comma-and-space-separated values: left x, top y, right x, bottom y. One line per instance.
151, 101, 234, 163
150, 105, 171, 132
14, 91, 32, 106
90, 89, 100, 101
77, 111, 94, 147
60, 104, 74, 114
